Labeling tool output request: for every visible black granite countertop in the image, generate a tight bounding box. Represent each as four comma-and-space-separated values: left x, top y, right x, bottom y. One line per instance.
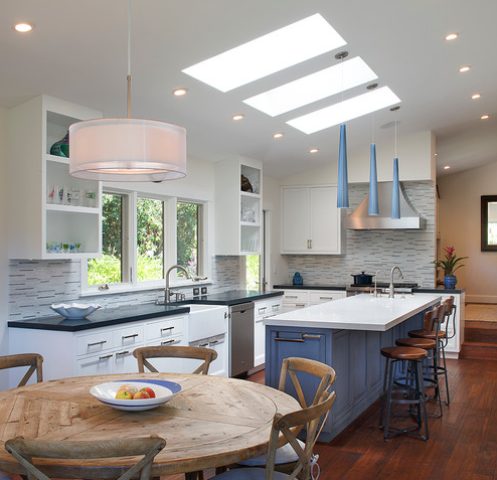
413, 287, 465, 294
8, 290, 283, 332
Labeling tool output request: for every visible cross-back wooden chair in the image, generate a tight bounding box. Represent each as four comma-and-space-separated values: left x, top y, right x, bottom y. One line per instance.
214, 390, 337, 480
4, 436, 166, 480
237, 357, 336, 471
133, 345, 217, 375
0, 354, 43, 387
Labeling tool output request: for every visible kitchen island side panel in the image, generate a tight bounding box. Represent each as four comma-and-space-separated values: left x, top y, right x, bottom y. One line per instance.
266, 310, 424, 441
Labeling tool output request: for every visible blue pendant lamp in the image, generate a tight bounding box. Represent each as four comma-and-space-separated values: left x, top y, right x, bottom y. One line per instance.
337, 123, 349, 208
391, 120, 400, 218
336, 50, 349, 209
368, 143, 379, 215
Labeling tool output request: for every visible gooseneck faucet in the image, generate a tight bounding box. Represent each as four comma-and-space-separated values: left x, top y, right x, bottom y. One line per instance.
388, 266, 404, 298
163, 264, 191, 304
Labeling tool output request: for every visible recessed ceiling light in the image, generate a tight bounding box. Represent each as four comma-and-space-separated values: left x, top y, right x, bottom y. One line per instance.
182, 14, 346, 92
14, 22, 33, 33
444, 165, 451, 170
434, 153, 438, 157
459, 65, 471, 73
481, 114, 489, 120
309, 148, 319, 154
445, 33, 459, 41
232, 114, 244, 121
243, 57, 377, 117
287, 86, 401, 135
273, 133, 284, 139
390, 105, 401, 112
472, 93, 481, 100
173, 88, 188, 97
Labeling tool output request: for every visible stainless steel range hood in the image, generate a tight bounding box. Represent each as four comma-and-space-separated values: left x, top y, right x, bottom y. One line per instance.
346, 182, 425, 230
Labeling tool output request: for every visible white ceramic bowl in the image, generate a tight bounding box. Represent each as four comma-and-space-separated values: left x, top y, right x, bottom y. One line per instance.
89, 379, 182, 411
50, 303, 101, 319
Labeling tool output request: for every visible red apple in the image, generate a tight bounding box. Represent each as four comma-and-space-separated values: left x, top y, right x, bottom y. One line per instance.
140, 387, 156, 398
133, 390, 150, 399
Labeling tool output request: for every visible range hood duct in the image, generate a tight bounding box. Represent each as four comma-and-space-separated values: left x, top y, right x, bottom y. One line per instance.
346, 181, 425, 230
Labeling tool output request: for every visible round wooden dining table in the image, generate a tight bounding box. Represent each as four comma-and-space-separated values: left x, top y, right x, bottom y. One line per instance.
0, 372, 299, 479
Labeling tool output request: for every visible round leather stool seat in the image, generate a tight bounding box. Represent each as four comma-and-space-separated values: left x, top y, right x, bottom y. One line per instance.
381, 346, 427, 361
409, 329, 447, 340
396, 337, 437, 350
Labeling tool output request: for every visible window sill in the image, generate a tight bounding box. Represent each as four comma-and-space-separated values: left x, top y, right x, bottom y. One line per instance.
80, 279, 213, 298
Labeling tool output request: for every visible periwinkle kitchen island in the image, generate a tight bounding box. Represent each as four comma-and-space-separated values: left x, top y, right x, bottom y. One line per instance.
264, 293, 440, 441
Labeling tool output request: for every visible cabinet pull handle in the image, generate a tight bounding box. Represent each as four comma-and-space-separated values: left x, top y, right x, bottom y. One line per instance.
285, 295, 298, 299
161, 327, 174, 333
319, 297, 332, 300
302, 334, 322, 340
87, 340, 107, 347
161, 339, 178, 345
258, 307, 267, 313
98, 354, 113, 361
122, 333, 139, 340
272, 305, 280, 308
296, 303, 306, 307
309, 239, 312, 249
274, 337, 305, 343
209, 340, 219, 345
199, 342, 209, 347
116, 350, 129, 357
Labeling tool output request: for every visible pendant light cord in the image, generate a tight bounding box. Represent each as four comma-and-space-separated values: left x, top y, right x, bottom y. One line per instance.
127, 0, 132, 118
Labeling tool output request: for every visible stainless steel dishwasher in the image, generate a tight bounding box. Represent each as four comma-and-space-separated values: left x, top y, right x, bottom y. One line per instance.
229, 302, 254, 377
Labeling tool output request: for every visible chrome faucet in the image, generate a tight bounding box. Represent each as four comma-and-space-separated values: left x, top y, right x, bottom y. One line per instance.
161, 264, 191, 304
388, 266, 404, 298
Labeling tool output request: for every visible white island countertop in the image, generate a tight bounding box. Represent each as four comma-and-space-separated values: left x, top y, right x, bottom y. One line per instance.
265, 293, 441, 331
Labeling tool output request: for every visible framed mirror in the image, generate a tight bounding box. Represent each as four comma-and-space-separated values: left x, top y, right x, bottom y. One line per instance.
481, 195, 497, 251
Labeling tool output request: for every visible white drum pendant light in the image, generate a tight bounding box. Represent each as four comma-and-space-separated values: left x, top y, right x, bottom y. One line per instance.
70, 1, 186, 182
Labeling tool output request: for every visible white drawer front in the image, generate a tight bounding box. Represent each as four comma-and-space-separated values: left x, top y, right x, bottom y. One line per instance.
309, 291, 346, 304
114, 325, 144, 348
76, 352, 114, 375
282, 290, 309, 304
76, 331, 114, 356
145, 316, 184, 341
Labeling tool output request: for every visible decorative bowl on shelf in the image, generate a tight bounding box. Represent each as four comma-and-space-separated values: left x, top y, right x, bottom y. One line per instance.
50, 303, 101, 319
89, 379, 182, 411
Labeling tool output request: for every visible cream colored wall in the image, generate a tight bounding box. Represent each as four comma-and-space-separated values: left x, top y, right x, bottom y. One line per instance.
282, 130, 435, 186
0, 107, 9, 387
438, 160, 497, 303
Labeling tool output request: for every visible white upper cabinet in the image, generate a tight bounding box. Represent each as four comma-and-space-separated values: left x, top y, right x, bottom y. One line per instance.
281, 185, 343, 255
215, 156, 262, 255
8, 95, 102, 259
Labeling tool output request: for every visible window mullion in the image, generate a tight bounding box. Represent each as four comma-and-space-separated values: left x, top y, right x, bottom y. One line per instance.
125, 192, 137, 285
165, 197, 178, 281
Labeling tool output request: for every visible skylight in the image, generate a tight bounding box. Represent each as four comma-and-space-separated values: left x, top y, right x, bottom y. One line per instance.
287, 87, 401, 134
243, 57, 377, 117
182, 14, 346, 92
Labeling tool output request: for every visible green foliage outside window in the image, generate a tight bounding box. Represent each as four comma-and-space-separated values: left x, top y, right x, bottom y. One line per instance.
177, 202, 199, 276
137, 197, 164, 281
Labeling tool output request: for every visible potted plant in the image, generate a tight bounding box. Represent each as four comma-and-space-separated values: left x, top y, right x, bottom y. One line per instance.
433, 246, 468, 289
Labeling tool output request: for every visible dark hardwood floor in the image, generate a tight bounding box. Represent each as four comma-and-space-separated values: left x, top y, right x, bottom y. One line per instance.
249, 359, 497, 480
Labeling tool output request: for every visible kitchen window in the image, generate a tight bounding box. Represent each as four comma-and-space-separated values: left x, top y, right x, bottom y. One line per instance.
82, 192, 207, 293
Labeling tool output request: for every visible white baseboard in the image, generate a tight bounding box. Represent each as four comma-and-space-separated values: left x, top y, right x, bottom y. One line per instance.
446, 352, 459, 360
465, 295, 497, 304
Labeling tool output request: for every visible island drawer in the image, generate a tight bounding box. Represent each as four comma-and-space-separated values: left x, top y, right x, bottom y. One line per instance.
114, 324, 144, 348
309, 291, 346, 304
281, 291, 308, 305
76, 330, 114, 356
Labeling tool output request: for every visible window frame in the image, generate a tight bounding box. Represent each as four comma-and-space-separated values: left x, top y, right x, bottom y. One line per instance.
81, 189, 210, 296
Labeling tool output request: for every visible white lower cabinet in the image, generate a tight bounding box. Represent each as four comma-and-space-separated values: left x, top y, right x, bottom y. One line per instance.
8, 314, 187, 387
253, 297, 283, 368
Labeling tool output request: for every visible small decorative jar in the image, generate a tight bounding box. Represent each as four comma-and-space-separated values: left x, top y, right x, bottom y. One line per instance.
443, 274, 457, 289
292, 272, 303, 286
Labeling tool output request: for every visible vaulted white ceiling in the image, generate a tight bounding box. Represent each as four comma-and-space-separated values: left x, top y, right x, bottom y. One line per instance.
1, 0, 496, 178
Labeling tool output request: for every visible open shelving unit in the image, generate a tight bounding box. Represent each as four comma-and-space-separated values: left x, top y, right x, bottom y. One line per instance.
8, 95, 102, 259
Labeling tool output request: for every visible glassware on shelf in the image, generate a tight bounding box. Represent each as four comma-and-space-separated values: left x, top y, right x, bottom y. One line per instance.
47, 185, 56, 204
84, 189, 97, 208
49, 131, 70, 157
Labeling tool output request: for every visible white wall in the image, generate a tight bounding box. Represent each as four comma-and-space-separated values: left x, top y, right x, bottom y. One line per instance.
0, 107, 9, 387
438, 160, 497, 303
281, 130, 435, 186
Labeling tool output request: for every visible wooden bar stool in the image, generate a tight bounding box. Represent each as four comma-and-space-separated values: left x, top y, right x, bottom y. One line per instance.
409, 302, 451, 405
395, 336, 442, 417
380, 346, 429, 441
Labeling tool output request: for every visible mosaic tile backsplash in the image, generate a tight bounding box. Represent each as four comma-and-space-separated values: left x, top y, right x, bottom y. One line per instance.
9, 256, 243, 320
283, 181, 437, 287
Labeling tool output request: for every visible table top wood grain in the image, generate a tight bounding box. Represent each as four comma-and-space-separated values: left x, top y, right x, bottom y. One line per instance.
0, 373, 299, 478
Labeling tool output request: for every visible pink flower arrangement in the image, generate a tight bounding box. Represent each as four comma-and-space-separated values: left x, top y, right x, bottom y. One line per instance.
433, 246, 467, 275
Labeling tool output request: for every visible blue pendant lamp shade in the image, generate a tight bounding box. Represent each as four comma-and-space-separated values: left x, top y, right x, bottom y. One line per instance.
368, 143, 379, 215
337, 123, 349, 208
391, 157, 401, 218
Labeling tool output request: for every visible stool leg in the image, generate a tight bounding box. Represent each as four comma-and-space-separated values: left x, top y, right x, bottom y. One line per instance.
383, 359, 395, 440
432, 345, 443, 417
440, 340, 450, 405
379, 357, 390, 428
416, 359, 429, 441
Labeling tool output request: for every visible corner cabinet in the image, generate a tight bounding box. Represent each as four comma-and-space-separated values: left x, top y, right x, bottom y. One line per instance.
281, 185, 343, 255
7, 95, 102, 259
215, 156, 262, 255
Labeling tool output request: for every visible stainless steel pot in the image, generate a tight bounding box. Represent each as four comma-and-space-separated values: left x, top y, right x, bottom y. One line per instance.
351, 271, 375, 285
